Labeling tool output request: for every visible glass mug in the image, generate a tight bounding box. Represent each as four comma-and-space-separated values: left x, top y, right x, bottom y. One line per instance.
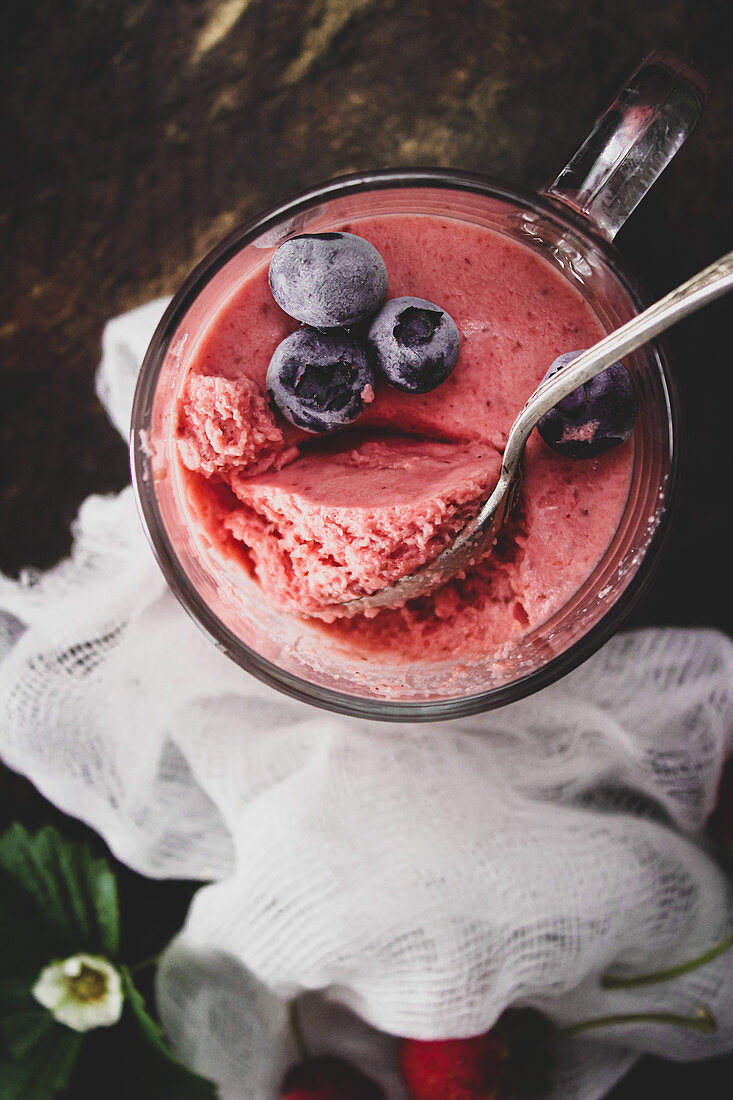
131, 50, 709, 721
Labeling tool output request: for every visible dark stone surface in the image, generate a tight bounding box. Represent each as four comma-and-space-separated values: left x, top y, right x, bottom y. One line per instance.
1, 1, 732, 1096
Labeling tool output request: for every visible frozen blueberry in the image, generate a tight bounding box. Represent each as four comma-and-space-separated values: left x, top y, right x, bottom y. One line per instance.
266, 327, 375, 434
536, 350, 639, 458
366, 296, 460, 394
268, 231, 388, 328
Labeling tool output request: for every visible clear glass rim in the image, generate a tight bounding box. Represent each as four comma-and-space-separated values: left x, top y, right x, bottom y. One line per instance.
130, 168, 681, 722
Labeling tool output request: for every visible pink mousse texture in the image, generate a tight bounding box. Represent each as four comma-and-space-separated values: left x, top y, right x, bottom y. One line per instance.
177, 375, 287, 477
175, 214, 634, 662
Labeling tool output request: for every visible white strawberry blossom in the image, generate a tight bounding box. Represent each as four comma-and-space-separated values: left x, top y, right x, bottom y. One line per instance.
32, 953, 123, 1032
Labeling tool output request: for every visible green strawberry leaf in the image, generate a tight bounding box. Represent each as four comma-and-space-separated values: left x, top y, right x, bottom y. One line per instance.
0, 824, 121, 1098
1, 1025, 82, 1100
0, 825, 214, 1098
118, 967, 219, 1098
0, 976, 82, 1100
0, 975, 51, 1059
0, 825, 119, 975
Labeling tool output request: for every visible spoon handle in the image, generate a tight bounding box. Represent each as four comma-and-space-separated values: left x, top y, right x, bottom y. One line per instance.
503, 247, 733, 468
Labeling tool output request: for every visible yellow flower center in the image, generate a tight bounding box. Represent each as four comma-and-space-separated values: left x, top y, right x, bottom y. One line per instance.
65, 964, 109, 1004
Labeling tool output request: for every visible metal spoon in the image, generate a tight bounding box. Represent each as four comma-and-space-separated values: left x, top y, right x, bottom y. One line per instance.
318, 247, 733, 618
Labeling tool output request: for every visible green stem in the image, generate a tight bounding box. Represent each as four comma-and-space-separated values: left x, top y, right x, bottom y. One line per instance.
557, 1004, 717, 1040
601, 930, 733, 990
129, 952, 162, 975
289, 999, 310, 1063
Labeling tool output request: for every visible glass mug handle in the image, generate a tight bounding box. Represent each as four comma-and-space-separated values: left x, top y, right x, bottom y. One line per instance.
544, 49, 710, 241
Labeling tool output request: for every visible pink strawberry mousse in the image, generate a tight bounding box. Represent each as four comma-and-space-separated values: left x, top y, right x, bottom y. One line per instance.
175, 214, 633, 662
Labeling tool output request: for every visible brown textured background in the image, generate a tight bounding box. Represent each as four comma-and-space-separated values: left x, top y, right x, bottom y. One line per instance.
1, 1, 732, 1096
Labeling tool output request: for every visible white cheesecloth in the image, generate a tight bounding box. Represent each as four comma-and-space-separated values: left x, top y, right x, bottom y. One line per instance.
0, 298, 732, 1099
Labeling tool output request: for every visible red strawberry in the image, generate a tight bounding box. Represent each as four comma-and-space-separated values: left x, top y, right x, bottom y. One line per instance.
400, 1032, 510, 1100
280, 1055, 386, 1099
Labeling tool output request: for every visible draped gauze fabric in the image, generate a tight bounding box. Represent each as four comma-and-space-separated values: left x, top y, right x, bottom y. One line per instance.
1, 300, 732, 1099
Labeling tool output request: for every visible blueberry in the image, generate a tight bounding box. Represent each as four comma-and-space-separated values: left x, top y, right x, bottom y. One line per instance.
366, 296, 460, 394
268, 231, 388, 328
266, 327, 375, 434
536, 350, 639, 458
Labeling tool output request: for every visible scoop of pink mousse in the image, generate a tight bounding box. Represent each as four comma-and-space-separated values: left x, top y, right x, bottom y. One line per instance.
225, 437, 502, 615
